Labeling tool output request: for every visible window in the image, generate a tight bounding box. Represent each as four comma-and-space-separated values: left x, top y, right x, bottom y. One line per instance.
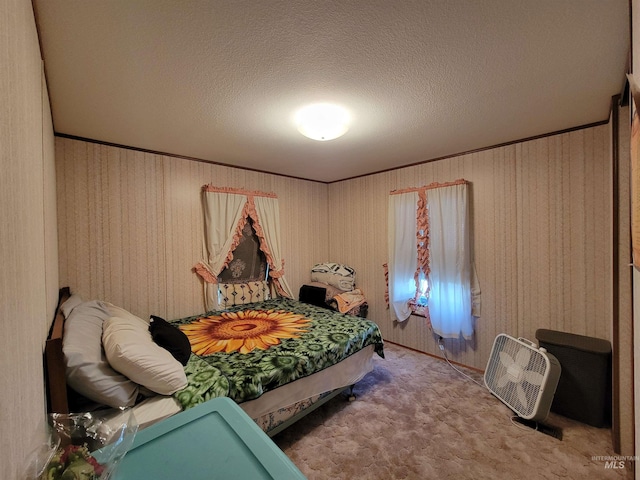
387, 180, 474, 340
193, 186, 294, 311
218, 218, 268, 283
417, 277, 429, 306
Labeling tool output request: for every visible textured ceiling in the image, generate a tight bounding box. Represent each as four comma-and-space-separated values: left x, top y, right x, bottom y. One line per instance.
33, 1, 629, 183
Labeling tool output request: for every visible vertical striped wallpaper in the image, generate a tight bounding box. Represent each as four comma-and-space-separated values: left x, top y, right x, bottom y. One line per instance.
56, 139, 329, 320
57, 122, 618, 373
328, 125, 615, 370
1, 3, 58, 478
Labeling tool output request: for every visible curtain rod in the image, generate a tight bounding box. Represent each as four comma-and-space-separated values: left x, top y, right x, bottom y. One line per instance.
390, 179, 468, 195
202, 185, 278, 198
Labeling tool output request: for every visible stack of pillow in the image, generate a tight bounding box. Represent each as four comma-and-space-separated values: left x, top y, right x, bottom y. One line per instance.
62, 294, 191, 409
310, 263, 356, 292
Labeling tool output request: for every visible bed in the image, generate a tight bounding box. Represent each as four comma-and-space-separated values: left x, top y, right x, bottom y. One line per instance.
45, 287, 384, 436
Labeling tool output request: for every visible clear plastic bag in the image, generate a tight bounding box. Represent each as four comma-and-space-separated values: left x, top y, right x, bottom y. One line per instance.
25, 409, 138, 480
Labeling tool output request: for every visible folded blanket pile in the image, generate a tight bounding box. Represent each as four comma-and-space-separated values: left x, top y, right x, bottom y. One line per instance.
332, 288, 367, 314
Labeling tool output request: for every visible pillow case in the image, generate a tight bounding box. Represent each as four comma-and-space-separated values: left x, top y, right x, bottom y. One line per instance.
102, 311, 187, 395
62, 300, 139, 408
149, 315, 191, 366
218, 280, 270, 307
310, 263, 356, 291
61, 293, 84, 318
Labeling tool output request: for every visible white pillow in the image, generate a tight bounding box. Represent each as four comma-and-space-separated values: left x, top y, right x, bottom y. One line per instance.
61, 293, 84, 318
102, 311, 187, 395
106, 303, 143, 320
63, 300, 139, 408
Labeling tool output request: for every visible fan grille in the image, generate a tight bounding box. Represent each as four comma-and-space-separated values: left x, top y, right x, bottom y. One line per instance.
485, 335, 548, 418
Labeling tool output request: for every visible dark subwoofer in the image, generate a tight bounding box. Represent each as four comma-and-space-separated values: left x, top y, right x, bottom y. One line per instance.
535, 329, 611, 428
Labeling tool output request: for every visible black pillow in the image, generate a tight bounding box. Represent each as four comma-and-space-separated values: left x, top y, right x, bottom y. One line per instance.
149, 315, 191, 366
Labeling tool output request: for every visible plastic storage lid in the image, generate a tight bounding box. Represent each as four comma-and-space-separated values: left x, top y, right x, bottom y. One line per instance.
535, 329, 611, 354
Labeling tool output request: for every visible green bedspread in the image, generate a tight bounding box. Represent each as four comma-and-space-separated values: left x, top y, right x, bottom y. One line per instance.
171, 298, 384, 410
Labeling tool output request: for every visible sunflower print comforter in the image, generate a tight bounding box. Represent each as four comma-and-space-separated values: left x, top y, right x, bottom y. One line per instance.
171, 298, 384, 410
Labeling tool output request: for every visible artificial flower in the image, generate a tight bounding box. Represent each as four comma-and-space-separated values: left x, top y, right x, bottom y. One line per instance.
42, 444, 104, 480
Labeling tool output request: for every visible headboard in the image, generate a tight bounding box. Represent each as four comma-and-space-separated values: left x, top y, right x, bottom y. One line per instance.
45, 287, 71, 414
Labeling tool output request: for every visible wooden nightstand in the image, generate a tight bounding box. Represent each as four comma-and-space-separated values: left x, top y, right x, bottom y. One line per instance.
114, 397, 306, 479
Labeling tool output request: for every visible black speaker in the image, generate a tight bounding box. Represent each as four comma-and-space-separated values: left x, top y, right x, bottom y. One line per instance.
299, 285, 329, 309
535, 329, 611, 428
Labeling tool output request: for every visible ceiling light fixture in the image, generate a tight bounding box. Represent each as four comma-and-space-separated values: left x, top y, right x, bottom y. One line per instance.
295, 103, 350, 141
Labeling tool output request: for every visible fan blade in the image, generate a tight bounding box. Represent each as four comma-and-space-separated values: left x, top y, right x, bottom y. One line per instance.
517, 384, 528, 410
497, 373, 510, 388
515, 347, 531, 368
524, 370, 544, 386
499, 351, 515, 369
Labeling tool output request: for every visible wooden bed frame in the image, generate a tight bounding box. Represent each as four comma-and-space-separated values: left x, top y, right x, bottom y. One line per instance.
44, 287, 71, 414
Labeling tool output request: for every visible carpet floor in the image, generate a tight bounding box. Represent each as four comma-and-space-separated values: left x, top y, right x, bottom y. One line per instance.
273, 342, 633, 480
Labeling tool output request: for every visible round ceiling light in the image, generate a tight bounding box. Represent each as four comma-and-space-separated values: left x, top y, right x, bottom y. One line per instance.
295, 103, 350, 141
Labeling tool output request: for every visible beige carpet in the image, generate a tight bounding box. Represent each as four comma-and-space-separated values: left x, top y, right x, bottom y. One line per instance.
274, 342, 633, 480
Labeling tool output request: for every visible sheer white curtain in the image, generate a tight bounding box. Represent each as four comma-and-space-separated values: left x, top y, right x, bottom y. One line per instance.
253, 196, 294, 299
195, 191, 247, 311
388, 191, 418, 322
427, 184, 473, 339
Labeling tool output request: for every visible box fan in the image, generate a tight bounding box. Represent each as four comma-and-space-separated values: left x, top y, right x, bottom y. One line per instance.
484, 334, 561, 422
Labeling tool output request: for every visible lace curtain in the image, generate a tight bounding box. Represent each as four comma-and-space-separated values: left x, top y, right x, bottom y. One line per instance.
217, 219, 267, 283
194, 186, 294, 311
388, 180, 476, 340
